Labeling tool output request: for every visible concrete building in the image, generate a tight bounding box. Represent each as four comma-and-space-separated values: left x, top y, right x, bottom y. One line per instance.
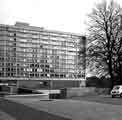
0, 22, 86, 90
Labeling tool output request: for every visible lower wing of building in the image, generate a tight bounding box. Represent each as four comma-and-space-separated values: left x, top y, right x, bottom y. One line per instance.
0, 22, 86, 89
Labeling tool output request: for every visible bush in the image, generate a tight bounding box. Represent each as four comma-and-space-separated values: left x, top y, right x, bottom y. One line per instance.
86, 76, 100, 87
94, 88, 110, 95
86, 76, 111, 88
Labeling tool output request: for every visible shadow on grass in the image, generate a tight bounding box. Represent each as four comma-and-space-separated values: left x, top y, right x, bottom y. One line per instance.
0, 98, 71, 120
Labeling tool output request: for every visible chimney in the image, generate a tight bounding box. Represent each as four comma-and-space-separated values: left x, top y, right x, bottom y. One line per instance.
15, 22, 29, 27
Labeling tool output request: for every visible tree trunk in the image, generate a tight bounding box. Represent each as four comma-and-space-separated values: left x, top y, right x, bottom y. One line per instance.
119, 64, 122, 84
108, 55, 114, 89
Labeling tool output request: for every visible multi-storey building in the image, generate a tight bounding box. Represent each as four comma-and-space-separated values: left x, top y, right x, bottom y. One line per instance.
0, 22, 86, 90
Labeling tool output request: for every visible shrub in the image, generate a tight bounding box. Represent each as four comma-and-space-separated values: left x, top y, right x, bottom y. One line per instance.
86, 76, 111, 88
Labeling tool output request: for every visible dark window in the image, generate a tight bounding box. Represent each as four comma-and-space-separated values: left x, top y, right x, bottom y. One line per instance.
14, 33, 16, 36
43, 82, 48, 86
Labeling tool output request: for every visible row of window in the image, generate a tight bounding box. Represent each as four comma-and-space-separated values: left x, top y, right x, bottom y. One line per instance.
0, 60, 77, 64
0, 67, 79, 72
2, 48, 77, 54
0, 43, 78, 51
0, 63, 78, 67
0, 49, 78, 56
1, 52, 77, 56
0, 57, 77, 62
0, 37, 78, 46
4, 53, 77, 58
0, 62, 78, 67
0, 67, 80, 73
0, 46, 78, 53
0, 31, 80, 44
0, 72, 83, 78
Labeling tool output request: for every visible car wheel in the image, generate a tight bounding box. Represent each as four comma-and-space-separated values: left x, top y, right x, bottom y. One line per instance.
120, 93, 122, 97
112, 95, 115, 98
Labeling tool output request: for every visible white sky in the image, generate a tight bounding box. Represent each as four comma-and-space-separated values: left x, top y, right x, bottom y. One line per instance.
0, 0, 122, 34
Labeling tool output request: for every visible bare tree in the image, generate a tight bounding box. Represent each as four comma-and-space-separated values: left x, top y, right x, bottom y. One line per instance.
87, 0, 122, 88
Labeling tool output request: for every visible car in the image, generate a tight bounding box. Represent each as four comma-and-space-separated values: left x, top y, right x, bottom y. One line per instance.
111, 85, 122, 98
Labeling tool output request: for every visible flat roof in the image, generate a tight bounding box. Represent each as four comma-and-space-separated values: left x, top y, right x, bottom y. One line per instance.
0, 22, 84, 37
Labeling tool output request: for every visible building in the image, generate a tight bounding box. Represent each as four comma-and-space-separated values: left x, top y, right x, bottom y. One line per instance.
0, 22, 86, 90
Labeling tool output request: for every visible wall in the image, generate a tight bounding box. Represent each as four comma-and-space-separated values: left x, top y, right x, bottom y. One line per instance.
62, 87, 96, 98
17, 80, 83, 89
51, 80, 81, 89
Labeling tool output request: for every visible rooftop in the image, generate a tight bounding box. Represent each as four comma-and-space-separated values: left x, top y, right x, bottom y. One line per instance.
0, 21, 83, 37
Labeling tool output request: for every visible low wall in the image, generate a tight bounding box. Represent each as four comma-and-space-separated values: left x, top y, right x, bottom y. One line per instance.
17, 80, 48, 89
60, 87, 96, 98
5, 94, 49, 100
60, 87, 111, 98
1, 86, 18, 94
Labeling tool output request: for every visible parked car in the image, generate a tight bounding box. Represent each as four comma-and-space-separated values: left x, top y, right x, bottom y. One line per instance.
111, 85, 122, 98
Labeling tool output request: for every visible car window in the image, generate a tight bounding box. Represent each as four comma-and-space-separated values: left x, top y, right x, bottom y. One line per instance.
113, 86, 120, 90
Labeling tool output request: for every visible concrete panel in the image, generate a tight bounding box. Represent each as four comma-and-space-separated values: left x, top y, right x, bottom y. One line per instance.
17, 80, 83, 89
61, 87, 96, 98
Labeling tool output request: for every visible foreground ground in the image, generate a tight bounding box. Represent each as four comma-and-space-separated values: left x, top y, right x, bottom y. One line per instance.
0, 110, 15, 120
0, 95, 122, 120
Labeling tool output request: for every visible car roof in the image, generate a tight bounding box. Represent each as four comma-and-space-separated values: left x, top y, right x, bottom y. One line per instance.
114, 85, 122, 87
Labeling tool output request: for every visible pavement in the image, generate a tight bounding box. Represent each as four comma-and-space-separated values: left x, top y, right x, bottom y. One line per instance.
2, 96, 122, 120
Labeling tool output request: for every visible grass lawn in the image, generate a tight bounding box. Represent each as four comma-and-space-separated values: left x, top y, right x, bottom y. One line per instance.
1, 95, 122, 120
70, 95, 122, 105
0, 110, 15, 120
4, 95, 122, 120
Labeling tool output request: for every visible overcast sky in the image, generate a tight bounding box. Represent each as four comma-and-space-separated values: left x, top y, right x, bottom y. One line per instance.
0, 0, 122, 34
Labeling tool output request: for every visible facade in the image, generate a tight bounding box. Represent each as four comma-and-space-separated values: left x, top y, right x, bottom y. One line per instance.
0, 22, 86, 89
